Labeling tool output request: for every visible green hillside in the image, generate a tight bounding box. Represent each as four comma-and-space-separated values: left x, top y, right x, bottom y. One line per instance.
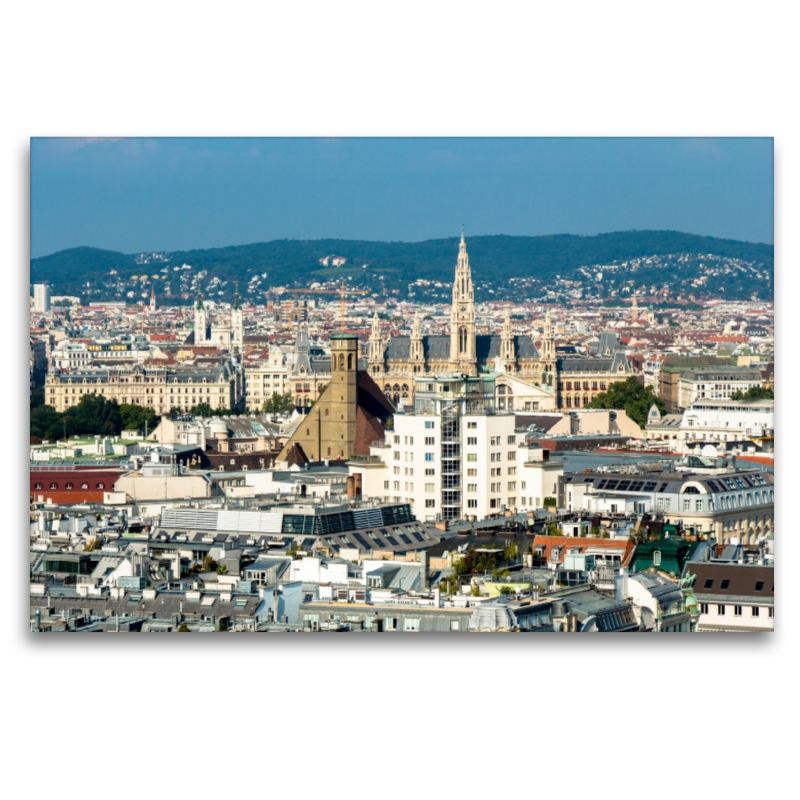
30, 230, 774, 303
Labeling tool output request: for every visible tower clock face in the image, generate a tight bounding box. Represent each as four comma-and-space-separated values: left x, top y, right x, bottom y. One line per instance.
460, 306, 466, 313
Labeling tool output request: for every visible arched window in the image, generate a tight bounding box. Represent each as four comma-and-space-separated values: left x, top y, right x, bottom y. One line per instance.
325, 408, 329, 416
327, 447, 331, 456
50, 482, 57, 489
459, 327, 467, 353
81, 483, 89, 489
347, 353, 353, 370
34, 483, 42, 489
338, 354, 345, 370
65, 483, 73, 489
306, 428, 310, 436
97, 482, 104, 489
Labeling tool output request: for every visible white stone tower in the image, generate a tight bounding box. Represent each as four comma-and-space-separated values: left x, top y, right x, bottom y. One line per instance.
194, 286, 208, 345
449, 227, 477, 373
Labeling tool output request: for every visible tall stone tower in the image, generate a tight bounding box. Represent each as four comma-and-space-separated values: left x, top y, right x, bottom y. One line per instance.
409, 309, 424, 372
500, 308, 516, 367
449, 227, 477, 374
231, 282, 244, 349
149, 286, 156, 314
368, 312, 384, 376
540, 307, 556, 387
194, 286, 208, 346
325, 334, 360, 459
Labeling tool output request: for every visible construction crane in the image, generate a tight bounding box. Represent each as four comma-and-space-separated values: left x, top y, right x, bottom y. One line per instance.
286, 281, 369, 332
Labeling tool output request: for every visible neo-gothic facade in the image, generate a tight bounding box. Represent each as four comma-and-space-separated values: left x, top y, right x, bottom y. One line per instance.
368, 233, 558, 408
368, 233, 631, 410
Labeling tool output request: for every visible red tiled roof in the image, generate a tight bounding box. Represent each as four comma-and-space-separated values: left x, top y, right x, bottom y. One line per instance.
531, 535, 636, 567
30, 491, 106, 504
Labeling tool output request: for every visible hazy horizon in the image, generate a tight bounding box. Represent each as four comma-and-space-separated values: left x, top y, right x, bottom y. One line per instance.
31, 137, 774, 258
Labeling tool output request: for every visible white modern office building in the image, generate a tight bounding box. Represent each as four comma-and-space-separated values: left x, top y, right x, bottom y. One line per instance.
33, 283, 52, 314
350, 373, 562, 522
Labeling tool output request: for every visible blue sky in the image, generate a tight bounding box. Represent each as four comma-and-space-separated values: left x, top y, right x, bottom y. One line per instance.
30, 137, 773, 257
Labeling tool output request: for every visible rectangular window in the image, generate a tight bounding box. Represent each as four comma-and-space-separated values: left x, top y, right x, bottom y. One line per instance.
507, 451, 516, 461
508, 482, 516, 491
769, 607, 774, 618
717, 605, 725, 615
507, 498, 516, 507
425, 421, 434, 429
695, 499, 702, 511
751, 606, 760, 617
393, 435, 400, 444
467, 437, 477, 445
424, 453, 434, 462
424, 437, 435, 445
467, 468, 477, 476
394, 466, 400, 474
394, 451, 400, 460
467, 484, 477, 492
683, 499, 691, 511
467, 499, 477, 508
755, 581, 764, 591
425, 483, 435, 492
425, 468, 435, 476
393, 481, 400, 490
700, 603, 709, 614
734, 605, 742, 616
467, 453, 477, 462
425, 499, 435, 508
720, 579, 730, 590
467, 422, 477, 429
507, 435, 516, 444
508, 467, 516, 476
403, 618, 420, 632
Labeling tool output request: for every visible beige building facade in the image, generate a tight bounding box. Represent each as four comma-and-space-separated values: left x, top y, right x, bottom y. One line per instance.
45, 361, 239, 415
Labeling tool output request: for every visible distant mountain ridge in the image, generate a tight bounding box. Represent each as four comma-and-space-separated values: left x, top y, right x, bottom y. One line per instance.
30, 230, 774, 303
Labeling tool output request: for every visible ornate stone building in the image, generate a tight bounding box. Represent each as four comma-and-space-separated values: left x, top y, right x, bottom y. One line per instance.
45, 360, 240, 415
368, 232, 557, 409
194, 284, 244, 349
368, 232, 632, 411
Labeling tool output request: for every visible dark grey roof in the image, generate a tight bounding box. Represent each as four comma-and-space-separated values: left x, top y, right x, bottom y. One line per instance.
558, 351, 631, 374
385, 334, 539, 362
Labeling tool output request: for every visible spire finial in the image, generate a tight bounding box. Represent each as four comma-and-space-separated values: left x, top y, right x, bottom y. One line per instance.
461, 224, 465, 240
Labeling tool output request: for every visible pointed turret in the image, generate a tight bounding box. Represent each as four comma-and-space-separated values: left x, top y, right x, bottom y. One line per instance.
231, 281, 244, 348
410, 308, 424, 366
368, 311, 384, 374
194, 285, 208, 345
500, 308, 515, 366
450, 226, 477, 370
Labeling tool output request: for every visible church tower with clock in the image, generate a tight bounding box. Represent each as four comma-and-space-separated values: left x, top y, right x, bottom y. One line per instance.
449, 227, 478, 373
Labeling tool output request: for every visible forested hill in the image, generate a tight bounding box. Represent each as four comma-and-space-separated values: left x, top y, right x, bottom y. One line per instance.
30, 230, 774, 303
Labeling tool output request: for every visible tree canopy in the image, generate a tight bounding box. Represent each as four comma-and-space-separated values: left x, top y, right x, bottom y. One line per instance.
30, 394, 124, 441
730, 386, 773, 400
585, 376, 666, 428
261, 393, 295, 414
